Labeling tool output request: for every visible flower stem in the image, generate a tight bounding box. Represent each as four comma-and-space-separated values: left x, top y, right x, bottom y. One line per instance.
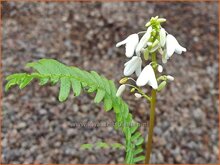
145, 89, 157, 164
145, 51, 157, 164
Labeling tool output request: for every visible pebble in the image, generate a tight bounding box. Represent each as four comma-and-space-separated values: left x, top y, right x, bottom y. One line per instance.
17, 122, 27, 129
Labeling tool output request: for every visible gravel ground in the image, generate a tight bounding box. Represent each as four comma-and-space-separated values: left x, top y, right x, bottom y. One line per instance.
2, 1, 219, 164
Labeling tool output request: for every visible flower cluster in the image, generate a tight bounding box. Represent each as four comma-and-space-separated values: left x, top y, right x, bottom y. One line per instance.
116, 16, 186, 98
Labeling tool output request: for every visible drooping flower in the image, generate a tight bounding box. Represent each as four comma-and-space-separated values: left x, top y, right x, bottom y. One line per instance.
124, 56, 142, 76
136, 65, 158, 89
165, 34, 186, 59
116, 84, 126, 97
116, 34, 139, 58
135, 26, 152, 56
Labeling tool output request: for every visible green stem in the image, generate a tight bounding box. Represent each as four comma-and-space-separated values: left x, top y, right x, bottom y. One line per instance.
145, 51, 157, 164
145, 89, 157, 164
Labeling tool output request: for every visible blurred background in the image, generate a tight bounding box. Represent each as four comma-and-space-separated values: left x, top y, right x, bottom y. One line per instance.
2, 1, 219, 164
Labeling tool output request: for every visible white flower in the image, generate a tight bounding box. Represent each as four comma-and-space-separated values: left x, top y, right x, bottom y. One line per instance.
159, 28, 166, 47
116, 85, 126, 97
166, 34, 186, 59
116, 34, 139, 58
134, 93, 142, 98
167, 75, 174, 81
157, 65, 163, 73
135, 26, 152, 56
124, 56, 142, 76
136, 65, 158, 89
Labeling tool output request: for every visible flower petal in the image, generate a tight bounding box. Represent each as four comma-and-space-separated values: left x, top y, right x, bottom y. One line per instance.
116, 85, 126, 97
136, 66, 150, 86
125, 39, 138, 58
175, 44, 186, 54
148, 75, 158, 89
135, 26, 152, 56
116, 34, 139, 58
159, 28, 166, 47
161, 49, 168, 63
166, 34, 177, 58
136, 65, 158, 89
123, 56, 141, 76
116, 39, 128, 47
135, 58, 142, 76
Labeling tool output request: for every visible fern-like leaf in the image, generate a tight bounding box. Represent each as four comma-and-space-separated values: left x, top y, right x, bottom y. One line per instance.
5, 59, 145, 164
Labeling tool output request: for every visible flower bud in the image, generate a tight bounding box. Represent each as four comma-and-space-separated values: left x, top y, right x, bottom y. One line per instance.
157, 65, 163, 73
149, 39, 160, 53
157, 81, 167, 92
116, 85, 126, 97
119, 77, 128, 84
130, 88, 136, 93
151, 39, 159, 48
144, 49, 149, 60
167, 75, 174, 81
145, 21, 151, 27
134, 93, 142, 98
147, 42, 152, 46
157, 18, 166, 23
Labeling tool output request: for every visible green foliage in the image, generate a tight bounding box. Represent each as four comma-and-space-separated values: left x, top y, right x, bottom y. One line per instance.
5, 59, 145, 164
80, 142, 125, 150
111, 143, 125, 150
80, 143, 93, 150
96, 142, 110, 149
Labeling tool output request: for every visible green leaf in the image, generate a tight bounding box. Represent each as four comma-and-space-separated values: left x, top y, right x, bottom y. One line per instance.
71, 79, 81, 96
108, 80, 117, 95
126, 150, 133, 164
113, 99, 121, 114
5, 78, 17, 91
130, 122, 139, 134
87, 86, 97, 93
80, 143, 93, 150
133, 147, 144, 155
59, 77, 71, 102
19, 76, 33, 89
90, 71, 105, 88
131, 132, 141, 142
39, 77, 49, 85
6, 73, 27, 81
135, 137, 144, 146
111, 143, 124, 150
5, 58, 145, 164
101, 76, 111, 94
133, 155, 145, 163
104, 95, 112, 111
96, 142, 109, 149
122, 102, 129, 118
94, 89, 105, 103
50, 76, 59, 84
125, 127, 131, 141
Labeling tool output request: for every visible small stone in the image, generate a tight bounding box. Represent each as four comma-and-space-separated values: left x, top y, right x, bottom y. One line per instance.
39, 109, 47, 115
67, 128, 77, 136
154, 127, 162, 135
17, 122, 27, 129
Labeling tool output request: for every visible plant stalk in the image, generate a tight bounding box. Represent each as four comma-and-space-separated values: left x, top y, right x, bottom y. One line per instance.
145, 89, 157, 164
145, 51, 157, 164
